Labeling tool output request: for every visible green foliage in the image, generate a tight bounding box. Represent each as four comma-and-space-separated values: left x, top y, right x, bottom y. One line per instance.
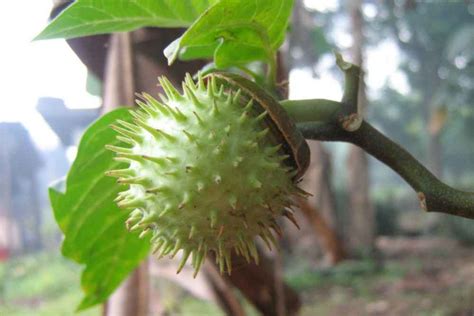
49, 108, 150, 310
0, 253, 100, 316
37, 0, 297, 309
165, 0, 294, 67
285, 259, 403, 292
444, 216, 474, 245
35, 0, 218, 40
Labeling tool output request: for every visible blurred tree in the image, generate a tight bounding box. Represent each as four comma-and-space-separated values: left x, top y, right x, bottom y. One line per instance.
346, 0, 375, 256
289, 0, 346, 264
377, 1, 474, 179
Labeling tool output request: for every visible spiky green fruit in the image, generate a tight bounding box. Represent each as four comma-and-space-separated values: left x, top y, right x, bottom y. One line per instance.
107, 74, 302, 276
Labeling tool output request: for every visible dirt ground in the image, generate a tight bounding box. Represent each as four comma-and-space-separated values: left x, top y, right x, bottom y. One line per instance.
296, 237, 474, 316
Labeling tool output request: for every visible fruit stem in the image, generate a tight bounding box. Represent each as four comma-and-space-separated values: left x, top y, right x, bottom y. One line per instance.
280, 99, 342, 123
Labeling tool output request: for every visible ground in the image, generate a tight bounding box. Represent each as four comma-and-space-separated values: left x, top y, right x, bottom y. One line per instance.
289, 237, 474, 316
0, 237, 472, 315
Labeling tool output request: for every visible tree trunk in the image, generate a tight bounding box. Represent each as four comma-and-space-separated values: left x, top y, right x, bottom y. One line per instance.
346, 0, 375, 256
101, 32, 150, 316
62, 19, 302, 316
299, 141, 346, 264
298, 198, 346, 264
222, 251, 301, 316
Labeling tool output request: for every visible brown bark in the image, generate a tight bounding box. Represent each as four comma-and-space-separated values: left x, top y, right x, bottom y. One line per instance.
59, 12, 302, 313
203, 263, 246, 316
222, 251, 301, 316
299, 141, 346, 264
346, 0, 375, 256
298, 198, 346, 264
100, 32, 150, 316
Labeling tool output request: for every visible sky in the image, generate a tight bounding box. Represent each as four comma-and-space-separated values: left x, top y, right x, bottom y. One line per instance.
0, 0, 407, 151
0, 1, 100, 150
291, 0, 409, 100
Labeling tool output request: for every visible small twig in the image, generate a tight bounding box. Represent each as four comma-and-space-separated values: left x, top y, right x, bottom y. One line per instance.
296, 121, 474, 220
280, 53, 474, 220
335, 52, 363, 131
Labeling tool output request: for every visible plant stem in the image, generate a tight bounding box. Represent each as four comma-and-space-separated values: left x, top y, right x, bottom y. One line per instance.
280, 99, 341, 123
279, 53, 474, 219
280, 97, 474, 220
297, 120, 474, 219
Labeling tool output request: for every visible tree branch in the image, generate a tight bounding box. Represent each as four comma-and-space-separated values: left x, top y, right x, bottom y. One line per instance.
294, 120, 474, 220
280, 53, 474, 220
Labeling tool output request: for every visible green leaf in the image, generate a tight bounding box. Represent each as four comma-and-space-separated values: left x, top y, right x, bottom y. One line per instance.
36, 0, 218, 40
48, 108, 150, 310
165, 0, 294, 67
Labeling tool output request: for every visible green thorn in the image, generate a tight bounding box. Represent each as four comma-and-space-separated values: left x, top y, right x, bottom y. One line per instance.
192, 111, 204, 125
244, 99, 254, 111
248, 242, 259, 264
211, 99, 219, 116
117, 153, 144, 163
210, 210, 218, 228
158, 240, 171, 258
183, 130, 197, 142
139, 228, 151, 239
210, 75, 218, 95
117, 176, 148, 185
239, 111, 249, 123
188, 225, 196, 239
185, 73, 198, 91
166, 156, 179, 163
117, 120, 141, 133
218, 248, 225, 274
207, 78, 214, 98
267, 144, 283, 155
139, 213, 159, 225
217, 84, 224, 96
256, 110, 268, 122
142, 155, 167, 166
130, 111, 150, 124
116, 136, 136, 145
197, 73, 206, 92
141, 93, 172, 116
171, 107, 187, 122
105, 144, 133, 154
159, 204, 172, 217
117, 197, 145, 209
152, 238, 165, 254
159, 76, 182, 101
105, 168, 134, 178
134, 119, 173, 141
184, 85, 204, 108
232, 89, 242, 104
259, 232, 273, 251
135, 101, 156, 117
170, 238, 182, 258
193, 250, 205, 278
225, 91, 233, 106
177, 249, 191, 274
224, 251, 232, 275
256, 128, 269, 140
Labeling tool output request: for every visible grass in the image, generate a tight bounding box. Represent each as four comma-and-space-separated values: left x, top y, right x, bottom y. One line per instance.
2, 245, 473, 315
285, 258, 405, 294
0, 251, 99, 316
0, 251, 226, 315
